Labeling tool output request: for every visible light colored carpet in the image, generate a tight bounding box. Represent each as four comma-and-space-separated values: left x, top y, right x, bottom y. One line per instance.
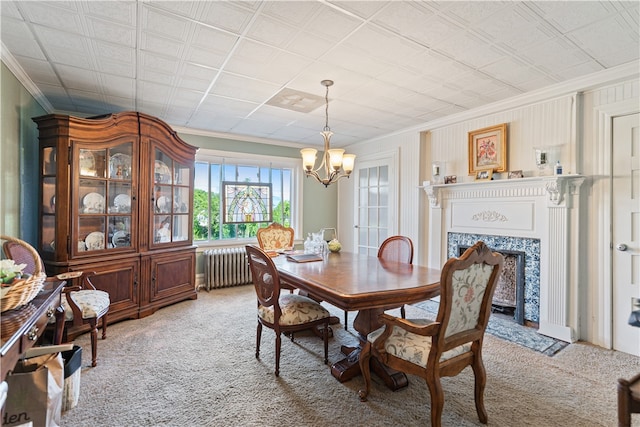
62, 285, 640, 427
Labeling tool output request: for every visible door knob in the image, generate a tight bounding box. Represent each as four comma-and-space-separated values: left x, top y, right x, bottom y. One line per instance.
616, 243, 628, 252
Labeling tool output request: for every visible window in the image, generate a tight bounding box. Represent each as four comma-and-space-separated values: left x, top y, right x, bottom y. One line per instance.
194, 150, 301, 244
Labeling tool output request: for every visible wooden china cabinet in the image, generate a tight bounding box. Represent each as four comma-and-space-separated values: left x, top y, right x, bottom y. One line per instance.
33, 112, 197, 336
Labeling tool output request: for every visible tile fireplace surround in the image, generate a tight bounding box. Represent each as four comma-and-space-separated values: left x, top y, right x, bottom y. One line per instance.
424, 175, 585, 343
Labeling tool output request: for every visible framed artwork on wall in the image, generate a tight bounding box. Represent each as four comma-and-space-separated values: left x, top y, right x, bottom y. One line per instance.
468, 123, 508, 174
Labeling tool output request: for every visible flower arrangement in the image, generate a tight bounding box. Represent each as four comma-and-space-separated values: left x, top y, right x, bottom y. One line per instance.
1, 259, 27, 285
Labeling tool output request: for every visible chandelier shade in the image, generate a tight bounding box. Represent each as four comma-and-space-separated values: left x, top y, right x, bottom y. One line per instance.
300, 80, 356, 187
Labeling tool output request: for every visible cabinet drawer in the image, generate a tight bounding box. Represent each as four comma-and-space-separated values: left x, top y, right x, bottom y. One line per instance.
19, 300, 58, 354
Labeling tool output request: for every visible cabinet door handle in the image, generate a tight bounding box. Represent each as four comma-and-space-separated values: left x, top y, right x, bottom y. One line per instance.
27, 326, 39, 341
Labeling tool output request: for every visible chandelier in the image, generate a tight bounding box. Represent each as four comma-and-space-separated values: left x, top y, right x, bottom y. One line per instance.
300, 80, 356, 187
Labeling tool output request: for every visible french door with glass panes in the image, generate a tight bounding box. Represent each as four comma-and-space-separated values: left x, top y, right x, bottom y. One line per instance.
354, 157, 396, 256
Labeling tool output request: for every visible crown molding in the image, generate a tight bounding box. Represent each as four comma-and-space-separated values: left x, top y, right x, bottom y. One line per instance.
1, 43, 53, 113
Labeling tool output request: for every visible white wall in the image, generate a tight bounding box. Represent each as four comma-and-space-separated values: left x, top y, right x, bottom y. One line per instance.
338, 63, 639, 346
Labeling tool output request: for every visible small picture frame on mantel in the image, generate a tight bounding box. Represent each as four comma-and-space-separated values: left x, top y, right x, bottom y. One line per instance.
444, 175, 457, 184
474, 168, 493, 182
508, 170, 524, 179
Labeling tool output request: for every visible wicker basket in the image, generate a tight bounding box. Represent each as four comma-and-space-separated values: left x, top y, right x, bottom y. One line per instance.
1, 235, 47, 313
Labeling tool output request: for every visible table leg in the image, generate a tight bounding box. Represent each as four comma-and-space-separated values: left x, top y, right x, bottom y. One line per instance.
329, 308, 409, 391
53, 305, 65, 345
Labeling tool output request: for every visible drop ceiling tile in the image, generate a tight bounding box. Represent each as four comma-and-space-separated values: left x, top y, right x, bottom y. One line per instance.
246, 14, 301, 48
140, 51, 180, 76
286, 31, 335, 60
1, 19, 47, 60
95, 58, 136, 79
322, 45, 394, 78
480, 57, 546, 86
433, 32, 505, 69
99, 74, 135, 98
475, 4, 557, 51
142, 5, 191, 41
138, 81, 173, 104
329, 1, 391, 20
139, 68, 174, 86
198, 1, 257, 34
93, 40, 134, 64
304, 3, 364, 42
213, 73, 281, 104
141, 33, 185, 57
567, 14, 639, 60
440, 1, 510, 26
407, 51, 470, 81
373, 2, 460, 47
0, 1, 22, 19
518, 37, 592, 74
526, 1, 615, 33
57, 66, 100, 91
199, 94, 258, 116
144, 1, 202, 22
12, 57, 59, 86
85, 16, 136, 47
33, 24, 88, 54
20, 2, 83, 34
104, 95, 136, 111
344, 24, 424, 64
171, 89, 206, 109
261, 1, 323, 28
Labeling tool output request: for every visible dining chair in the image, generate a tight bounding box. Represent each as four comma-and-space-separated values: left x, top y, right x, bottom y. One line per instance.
618, 372, 640, 426
357, 241, 504, 427
344, 235, 413, 329
256, 222, 294, 252
246, 244, 330, 377
2, 236, 110, 367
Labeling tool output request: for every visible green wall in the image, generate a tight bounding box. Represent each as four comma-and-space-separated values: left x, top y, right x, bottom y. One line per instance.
1, 63, 47, 243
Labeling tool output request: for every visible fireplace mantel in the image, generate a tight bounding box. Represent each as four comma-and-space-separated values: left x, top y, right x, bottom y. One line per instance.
424, 174, 585, 342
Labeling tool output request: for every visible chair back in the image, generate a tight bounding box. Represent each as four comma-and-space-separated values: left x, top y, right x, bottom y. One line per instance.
435, 241, 503, 352
246, 245, 282, 313
378, 235, 413, 264
256, 223, 294, 251
2, 238, 45, 276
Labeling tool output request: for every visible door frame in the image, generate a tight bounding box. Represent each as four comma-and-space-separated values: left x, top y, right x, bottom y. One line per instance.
594, 98, 639, 349
351, 149, 399, 253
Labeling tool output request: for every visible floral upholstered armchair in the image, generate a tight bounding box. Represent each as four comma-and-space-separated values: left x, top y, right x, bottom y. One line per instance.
358, 241, 504, 427
256, 223, 294, 252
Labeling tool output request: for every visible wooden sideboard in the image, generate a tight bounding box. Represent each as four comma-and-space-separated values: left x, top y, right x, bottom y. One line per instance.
0, 281, 65, 381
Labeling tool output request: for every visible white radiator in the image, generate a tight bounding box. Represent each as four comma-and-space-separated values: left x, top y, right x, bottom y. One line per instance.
204, 247, 252, 290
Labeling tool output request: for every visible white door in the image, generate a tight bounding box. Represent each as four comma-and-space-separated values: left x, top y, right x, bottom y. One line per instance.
354, 158, 395, 256
612, 113, 640, 356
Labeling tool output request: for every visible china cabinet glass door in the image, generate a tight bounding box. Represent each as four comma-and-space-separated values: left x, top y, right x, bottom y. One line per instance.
74, 141, 134, 256
41, 146, 57, 253
152, 148, 191, 246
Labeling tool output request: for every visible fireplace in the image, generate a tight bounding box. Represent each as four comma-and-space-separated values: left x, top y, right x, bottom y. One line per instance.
425, 175, 584, 342
456, 241, 529, 325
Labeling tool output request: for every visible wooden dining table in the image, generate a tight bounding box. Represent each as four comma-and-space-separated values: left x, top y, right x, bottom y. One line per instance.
273, 251, 441, 390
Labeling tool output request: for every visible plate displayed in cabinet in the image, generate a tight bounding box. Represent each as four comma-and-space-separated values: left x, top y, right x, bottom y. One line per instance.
154, 161, 171, 183
85, 232, 105, 251
83, 192, 105, 213
113, 193, 131, 212
156, 196, 170, 213
79, 150, 96, 176
109, 153, 132, 179
112, 230, 130, 247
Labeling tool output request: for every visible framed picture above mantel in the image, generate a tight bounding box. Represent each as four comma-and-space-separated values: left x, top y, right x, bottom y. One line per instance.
468, 123, 508, 174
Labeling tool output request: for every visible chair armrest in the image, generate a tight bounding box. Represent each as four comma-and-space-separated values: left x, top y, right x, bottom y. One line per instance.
378, 313, 441, 336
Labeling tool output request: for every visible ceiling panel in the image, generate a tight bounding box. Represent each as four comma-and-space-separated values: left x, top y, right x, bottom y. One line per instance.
0, 0, 637, 147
